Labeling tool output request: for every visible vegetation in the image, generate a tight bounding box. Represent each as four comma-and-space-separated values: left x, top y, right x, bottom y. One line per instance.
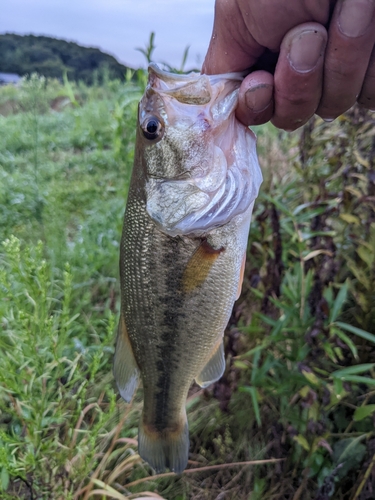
0, 34, 132, 83
0, 69, 374, 499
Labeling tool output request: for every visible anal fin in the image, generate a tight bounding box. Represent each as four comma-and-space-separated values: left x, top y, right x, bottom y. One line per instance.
195, 340, 225, 388
113, 314, 140, 402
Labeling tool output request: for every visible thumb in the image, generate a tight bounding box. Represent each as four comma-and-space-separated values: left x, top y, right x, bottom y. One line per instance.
202, 0, 263, 74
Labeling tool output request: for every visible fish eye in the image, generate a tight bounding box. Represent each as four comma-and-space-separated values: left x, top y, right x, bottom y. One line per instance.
141, 116, 163, 141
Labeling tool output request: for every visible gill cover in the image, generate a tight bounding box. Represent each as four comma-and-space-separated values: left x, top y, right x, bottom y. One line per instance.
142, 63, 262, 237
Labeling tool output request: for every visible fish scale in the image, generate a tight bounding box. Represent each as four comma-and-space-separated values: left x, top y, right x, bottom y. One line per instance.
113, 64, 262, 473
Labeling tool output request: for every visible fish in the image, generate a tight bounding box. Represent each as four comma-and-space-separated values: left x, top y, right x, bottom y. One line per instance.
113, 63, 262, 474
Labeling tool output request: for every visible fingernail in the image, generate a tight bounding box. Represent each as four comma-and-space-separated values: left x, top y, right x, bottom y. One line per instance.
323, 117, 335, 122
339, 0, 375, 37
244, 84, 273, 113
288, 30, 326, 73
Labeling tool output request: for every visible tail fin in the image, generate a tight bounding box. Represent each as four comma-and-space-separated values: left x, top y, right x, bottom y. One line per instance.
138, 412, 189, 474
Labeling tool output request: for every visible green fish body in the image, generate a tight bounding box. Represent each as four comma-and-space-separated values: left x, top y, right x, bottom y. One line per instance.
114, 64, 262, 474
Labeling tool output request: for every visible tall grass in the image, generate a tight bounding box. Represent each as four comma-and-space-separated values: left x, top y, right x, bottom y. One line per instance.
0, 72, 374, 499
0, 74, 143, 498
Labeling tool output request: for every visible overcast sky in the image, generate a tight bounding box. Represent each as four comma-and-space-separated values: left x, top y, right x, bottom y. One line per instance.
0, 0, 215, 70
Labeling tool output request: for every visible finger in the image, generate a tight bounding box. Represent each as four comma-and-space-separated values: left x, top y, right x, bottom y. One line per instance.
236, 71, 274, 126
271, 23, 327, 131
202, 0, 263, 74
316, 0, 375, 120
358, 44, 375, 110
202, 0, 332, 75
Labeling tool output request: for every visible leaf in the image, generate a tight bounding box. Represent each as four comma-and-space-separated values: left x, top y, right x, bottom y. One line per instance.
353, 405, 375, 422
330, 281, 348, 323
133, 495, 166, 500
354, 151, 370, 169
261, 193, 293, 217
303, 249, 333, 261
357, 245, 374, 268
313, 438, 333, 454
331, 328, 358, 359
251, 287, 265, 300
293, 202, 315, 215
332, 436, 366, 480
302, 370, 320, 387
335, 322, 375, 344
340, 213, 360, 225
90, 480, 128, 499
299, 385, 311, 398
240, 386, 261, 426
346, 257, 371, 291
356, 292, 370, 313
256, 313, 277, 327
344, 186, 364, 198
323, 342, 338, 363
331, 363, 375, 378
233, 360, 249, 370
0, 468, 9, 492
88, 490, 125, 499
335, 375, 375, 385
350, 173, 368, 183
333, 377, 344, 398
301, 231, 336, 240
294, 434, 310, 451
242, 342, 270, 357
135, 32, 156, 63
346, 259, 371, 291
179, 45, 190, 72
251, 349, 261, 384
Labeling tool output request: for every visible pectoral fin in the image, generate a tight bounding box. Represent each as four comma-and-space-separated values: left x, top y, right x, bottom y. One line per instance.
113, 315, 140, 402
195, 340, 225, 388
182, 240, 224, 293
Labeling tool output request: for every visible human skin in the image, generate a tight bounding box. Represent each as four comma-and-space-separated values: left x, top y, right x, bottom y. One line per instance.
202, 0, 375, 130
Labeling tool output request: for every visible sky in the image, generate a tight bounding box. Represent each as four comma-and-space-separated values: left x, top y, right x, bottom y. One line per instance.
0, 0, 216, 70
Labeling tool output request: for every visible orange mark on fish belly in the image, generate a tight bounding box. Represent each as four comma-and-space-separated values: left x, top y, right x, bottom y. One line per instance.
182, 239, 224, 293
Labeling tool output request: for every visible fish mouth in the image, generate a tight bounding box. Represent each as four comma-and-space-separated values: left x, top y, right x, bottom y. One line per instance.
148, 62, 246, 83
148, 63, 201, 84
147, 64, 211, 106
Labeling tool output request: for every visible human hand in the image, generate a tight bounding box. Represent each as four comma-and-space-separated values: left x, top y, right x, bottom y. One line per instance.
202, 0, 375, 130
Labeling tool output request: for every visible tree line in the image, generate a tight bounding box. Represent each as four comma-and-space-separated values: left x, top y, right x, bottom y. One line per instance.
0, 33, 132, 83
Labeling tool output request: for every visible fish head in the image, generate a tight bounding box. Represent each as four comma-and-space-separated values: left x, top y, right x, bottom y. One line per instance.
136, 64, 262, 236
138, 64, 236, 179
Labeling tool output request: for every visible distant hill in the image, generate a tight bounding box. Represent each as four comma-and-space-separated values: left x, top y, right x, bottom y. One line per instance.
0, 33, 132, 83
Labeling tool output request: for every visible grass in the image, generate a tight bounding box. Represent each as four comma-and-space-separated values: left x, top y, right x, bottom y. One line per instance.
0, 73, 375, 499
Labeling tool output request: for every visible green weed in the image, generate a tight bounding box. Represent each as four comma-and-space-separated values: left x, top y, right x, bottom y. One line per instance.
0, 75, 144, 498
1, 68, 375, 500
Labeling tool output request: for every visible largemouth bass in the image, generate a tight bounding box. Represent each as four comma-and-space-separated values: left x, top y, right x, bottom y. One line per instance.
114, 64, 262, 474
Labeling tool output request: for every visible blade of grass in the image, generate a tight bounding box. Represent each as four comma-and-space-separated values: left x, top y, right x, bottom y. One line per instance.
125, 459, 285, 488
335, 322, 375, 344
